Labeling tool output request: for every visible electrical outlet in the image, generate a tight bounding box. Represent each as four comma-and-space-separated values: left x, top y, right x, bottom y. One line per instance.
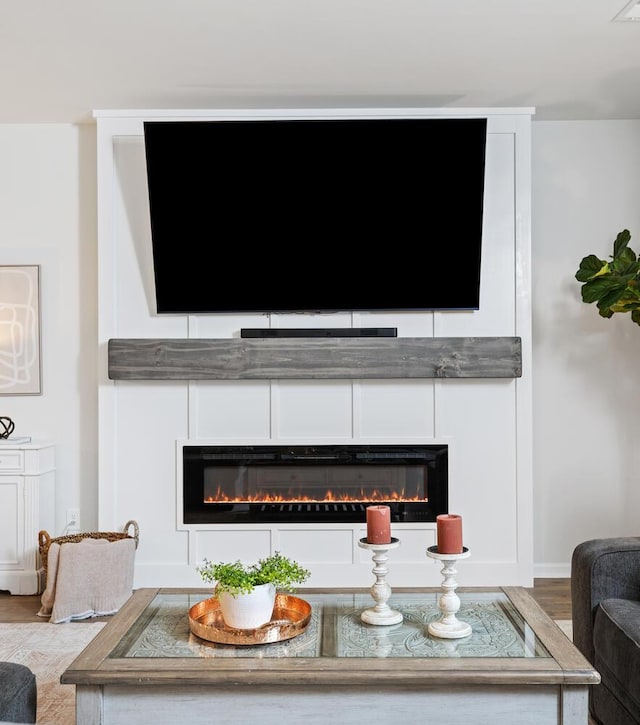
66, 508, 80, 532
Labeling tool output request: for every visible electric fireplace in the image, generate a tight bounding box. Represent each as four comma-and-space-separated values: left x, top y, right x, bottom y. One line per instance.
182, 443, 448, 525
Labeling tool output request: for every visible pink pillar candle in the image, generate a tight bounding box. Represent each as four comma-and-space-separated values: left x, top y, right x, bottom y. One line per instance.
366, 505, 391, 544
436, 514, 463, 554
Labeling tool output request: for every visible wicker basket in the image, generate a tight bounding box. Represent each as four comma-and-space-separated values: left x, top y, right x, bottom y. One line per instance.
38, 519, 139, 580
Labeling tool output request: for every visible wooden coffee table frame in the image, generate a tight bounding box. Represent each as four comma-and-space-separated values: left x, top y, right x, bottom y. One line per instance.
62, 587, 599, 725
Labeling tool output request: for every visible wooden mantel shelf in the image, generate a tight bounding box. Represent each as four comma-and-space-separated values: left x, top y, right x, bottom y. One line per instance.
107, 336, 522, 380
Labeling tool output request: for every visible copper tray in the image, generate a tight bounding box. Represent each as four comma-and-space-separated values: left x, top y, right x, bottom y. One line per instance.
188, 593, 312, 645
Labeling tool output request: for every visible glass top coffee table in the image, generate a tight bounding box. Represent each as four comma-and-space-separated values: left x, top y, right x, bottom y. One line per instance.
63, 587, 599, 725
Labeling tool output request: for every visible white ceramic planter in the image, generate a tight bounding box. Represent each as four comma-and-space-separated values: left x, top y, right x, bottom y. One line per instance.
217, 583, 276, 629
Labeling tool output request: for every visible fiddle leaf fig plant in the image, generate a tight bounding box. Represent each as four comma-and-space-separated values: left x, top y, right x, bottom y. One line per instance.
575, 229, 640, 325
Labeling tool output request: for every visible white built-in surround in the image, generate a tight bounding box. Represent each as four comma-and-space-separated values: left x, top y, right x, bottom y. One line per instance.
96, 107, 533, 589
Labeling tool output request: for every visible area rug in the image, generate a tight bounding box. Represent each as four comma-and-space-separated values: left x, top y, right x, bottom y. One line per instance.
0, 622, 105, 725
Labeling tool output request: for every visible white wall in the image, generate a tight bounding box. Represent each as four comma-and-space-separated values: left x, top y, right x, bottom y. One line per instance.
0, 124, 98, 536
0, 118, 638, 583
532, 120, 640, 576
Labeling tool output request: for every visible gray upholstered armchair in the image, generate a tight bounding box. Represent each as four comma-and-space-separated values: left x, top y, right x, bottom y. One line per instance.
0, 662, 36, 723
571, 537, 640, 725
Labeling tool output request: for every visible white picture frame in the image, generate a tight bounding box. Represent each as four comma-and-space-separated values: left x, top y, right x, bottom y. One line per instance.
0, 265, 41, 395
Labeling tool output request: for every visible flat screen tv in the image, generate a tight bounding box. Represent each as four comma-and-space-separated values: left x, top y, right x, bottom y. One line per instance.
143, 116, 487, 315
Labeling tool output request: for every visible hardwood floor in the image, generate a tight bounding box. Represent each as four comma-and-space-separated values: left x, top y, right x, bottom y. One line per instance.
0, 578, 572, 623
525, 577, 572, 620
0, 592, 48, 623
0, 592, 113, 623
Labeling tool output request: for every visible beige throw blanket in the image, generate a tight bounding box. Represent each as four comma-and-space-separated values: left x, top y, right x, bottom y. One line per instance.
38, 537, 136, 624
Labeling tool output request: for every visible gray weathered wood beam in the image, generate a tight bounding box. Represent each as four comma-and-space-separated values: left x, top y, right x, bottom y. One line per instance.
107, 337, 522, 380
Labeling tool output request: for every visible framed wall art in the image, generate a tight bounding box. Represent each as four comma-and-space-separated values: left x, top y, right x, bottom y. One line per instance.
0, 265, 41, 395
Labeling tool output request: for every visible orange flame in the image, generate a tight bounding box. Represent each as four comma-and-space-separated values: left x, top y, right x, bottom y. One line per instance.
204, 485, 426, 504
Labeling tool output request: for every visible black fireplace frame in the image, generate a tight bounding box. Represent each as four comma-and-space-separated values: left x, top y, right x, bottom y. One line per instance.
182, 443, 448, 525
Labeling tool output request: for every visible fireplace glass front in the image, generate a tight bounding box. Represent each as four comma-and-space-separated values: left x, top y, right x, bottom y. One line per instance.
182, 444, 448, 524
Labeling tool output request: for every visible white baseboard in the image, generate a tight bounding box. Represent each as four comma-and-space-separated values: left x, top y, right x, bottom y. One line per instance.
534, 562, 570, 578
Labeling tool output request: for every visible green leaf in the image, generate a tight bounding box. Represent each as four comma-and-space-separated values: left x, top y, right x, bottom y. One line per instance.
613, 229, 631, 258
615, 246, 637, 271
612, 292, 640, 312
632, 309, 640, 325
609, 272, 637, 287
609, 253, 639, 279
597, 284, 629, 310
575, 254, 607, 282
581, 277, 620, 303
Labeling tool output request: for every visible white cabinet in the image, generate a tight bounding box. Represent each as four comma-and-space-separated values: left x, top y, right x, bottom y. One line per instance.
0, 441, 55, 594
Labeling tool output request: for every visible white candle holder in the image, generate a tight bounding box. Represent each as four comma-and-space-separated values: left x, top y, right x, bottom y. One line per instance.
358, 537, 402, 626
425, 545, 472, 639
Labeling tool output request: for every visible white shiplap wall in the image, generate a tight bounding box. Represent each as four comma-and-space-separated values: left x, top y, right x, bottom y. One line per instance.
96, 108, 533, 589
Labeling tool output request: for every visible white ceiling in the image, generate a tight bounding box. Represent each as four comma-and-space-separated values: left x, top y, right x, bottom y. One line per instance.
3, 0, 640, 124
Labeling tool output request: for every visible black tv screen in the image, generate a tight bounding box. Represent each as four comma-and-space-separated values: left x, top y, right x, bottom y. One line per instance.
143, 116, 487, 314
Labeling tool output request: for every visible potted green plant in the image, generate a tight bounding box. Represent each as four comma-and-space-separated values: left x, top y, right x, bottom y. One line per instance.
575, 229, 640, 325
197, 551, 311, 629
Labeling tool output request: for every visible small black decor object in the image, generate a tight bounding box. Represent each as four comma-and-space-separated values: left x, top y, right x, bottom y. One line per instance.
0, 416, 15, 439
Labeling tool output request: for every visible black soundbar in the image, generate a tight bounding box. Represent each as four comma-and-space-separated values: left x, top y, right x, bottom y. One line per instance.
241, 328, 398, 338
